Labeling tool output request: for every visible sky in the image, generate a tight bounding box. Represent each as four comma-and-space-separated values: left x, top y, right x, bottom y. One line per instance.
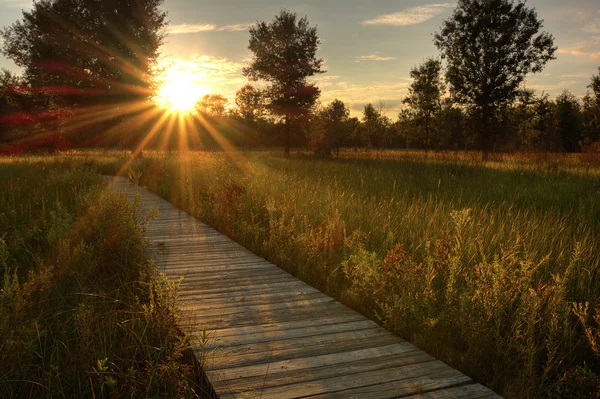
1, 0, 600, 117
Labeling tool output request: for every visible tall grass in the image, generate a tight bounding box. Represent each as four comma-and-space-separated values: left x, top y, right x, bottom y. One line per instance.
122, 149, 600, 398
0, 158, 211, 398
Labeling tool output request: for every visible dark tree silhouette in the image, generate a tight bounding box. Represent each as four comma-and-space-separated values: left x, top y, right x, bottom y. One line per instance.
582, 67, 600, 147
243, 10, 325, 156
434, 0, 556, 159
0, 69, 23, 141
196, 94, 228, 116
590, 67, 600, 99
513, 88, 537, 149
1, 0, 166, 109
555, 90, 582, 152
321, 99, 350, 158
235, 84, 264, 125
403, 58, 445, 152
362, 103, 378, 148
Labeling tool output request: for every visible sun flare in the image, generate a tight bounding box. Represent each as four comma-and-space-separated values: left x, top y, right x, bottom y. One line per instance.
156, 69, 209, 113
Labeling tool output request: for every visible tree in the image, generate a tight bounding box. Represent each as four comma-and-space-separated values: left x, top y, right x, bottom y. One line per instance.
403, 58, 445, 152
320, 99, 350, 158
1, 0, 166, 110
243, 10, 325, 156
513, 88, 537, 149
235, 84, 264, 146
438, 99, 467, 149
362, 103, 379, 149
590, 67, 600, 100
0, 69, 23, 142
555, 90, 582, 153
235, 84, 264, 124
582, 67, 600, 149
434, 0, 556, 159
397, 108, 418, 149
196, 94, 228, 117
532, 92, 559, 151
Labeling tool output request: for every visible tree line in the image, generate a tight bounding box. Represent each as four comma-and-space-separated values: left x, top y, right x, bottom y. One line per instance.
1, 0, 599, 157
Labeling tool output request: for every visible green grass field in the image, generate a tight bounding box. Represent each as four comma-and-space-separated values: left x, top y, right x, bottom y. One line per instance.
0, 156, 210, 398
127, 149, 600, 398
2, 149, 599, 398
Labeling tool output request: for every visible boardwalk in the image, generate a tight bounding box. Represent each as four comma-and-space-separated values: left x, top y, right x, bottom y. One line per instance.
108, 177, 501, 399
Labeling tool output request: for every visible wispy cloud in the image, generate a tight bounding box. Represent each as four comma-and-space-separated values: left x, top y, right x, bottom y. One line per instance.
556, 38, 600, 59
3, 0, 31, 9
217, 23, 252, 32
557, 46, 588, 56
592, 52, 600, 60
319, 79, 412, 117
311, 75, 341, 88
528, 80, 579, 93
167, 22, 251, 34
167, 24, 216, 34
577, 10, 600, 34
362, 3, 455, 26
560, 73, 589, 79
355, 55, 396, 62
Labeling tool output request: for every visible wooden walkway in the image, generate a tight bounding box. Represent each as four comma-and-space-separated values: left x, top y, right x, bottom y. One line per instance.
108, 177, 501, 399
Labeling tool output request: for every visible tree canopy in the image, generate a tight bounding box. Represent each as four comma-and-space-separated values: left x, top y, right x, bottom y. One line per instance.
434, 0, 556, 158
403, 58, 445, 151
1, 0, 167, 108
321, 99, 350, 158
235, 84, 264, 124
196, 94, 228, 116
243, 10, 324, 156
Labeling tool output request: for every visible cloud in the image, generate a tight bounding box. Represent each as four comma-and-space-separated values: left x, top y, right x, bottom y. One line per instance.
319, 79, 411, 117
167, 22, 251, 34
311, 75, 341, 88
583, 23, 600, 34
362, 3, 455, 26
578, 10, 600, 34
167, 24, 217, 34
592, 52, 600, 60
527, 80, 579, 93
557, 46, 588, 56
217, 24, 252, 32
160, 54, 248, 101
560, 73, 589, 79
350, 99, 404, 112
3, 0, 31, 8
556, 39, 600, 59
355, 55, 396, 62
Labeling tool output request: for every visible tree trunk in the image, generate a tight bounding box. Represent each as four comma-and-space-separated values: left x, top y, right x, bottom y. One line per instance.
285, 113, 291, 157
425, 114, 429, 154
481, 133, 489, 161
481, 106, 490, 161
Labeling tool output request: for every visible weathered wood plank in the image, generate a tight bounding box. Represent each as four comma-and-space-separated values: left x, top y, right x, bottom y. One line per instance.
401, 384, 502, 399
206, 343, 418, 381
205, 330, 405, 371
182, 301, 362, 331
217, 360, 457, 399
107, 177, 501, 399
213, 350, 432, 396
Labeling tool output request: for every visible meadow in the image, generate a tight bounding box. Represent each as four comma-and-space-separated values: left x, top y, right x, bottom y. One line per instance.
123, 149, 600, 398
0, 156, 211, 398
1, 149, 599, 398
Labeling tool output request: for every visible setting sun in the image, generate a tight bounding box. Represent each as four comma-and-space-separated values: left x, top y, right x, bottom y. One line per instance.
156, 69, 209, 112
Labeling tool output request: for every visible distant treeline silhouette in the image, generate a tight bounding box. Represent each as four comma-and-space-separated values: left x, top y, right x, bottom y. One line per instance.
1, 0, 599, 156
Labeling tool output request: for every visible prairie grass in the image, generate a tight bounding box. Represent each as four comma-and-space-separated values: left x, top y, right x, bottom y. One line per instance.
121, 148, 599, 398
0, 157, 212, 398
3, 149, 598, 398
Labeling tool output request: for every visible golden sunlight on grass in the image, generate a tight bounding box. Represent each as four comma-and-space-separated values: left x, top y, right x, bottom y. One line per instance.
156, 66, 210, 113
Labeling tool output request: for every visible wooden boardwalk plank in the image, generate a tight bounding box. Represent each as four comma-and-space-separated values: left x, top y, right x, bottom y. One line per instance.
107, 177, 502, 399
